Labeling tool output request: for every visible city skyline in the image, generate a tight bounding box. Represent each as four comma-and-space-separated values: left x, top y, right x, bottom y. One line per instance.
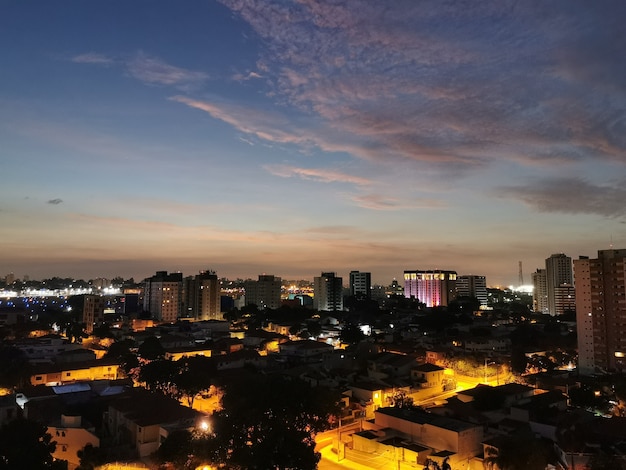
2, 1, 625, 285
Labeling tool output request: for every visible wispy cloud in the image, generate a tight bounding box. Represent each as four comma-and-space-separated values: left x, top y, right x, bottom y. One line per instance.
218, 0, 626, 175
496, 177, 626, 218
71, 51, 208, 88
169, 95, 311, 145
351, 194, 445, 211
47, 198, 63, 205
264, 164, 371, 186
71, 52, 114, 65
233, 71, 263, 81
126, 52, 208, 87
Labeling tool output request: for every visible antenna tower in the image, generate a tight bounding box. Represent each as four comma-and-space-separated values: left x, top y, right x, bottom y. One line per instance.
518, 261, 524, 286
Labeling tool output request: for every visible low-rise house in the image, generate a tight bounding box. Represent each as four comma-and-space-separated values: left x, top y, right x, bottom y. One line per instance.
265, 322, 294, 336
0, 394, 18, 426
106, 388, 205, 458
30, 358, 121, 386
212, 349, 265, 371
47, 415, 99, 470
371, 406, 484, 462
352, 430, 431, 465
278, 340, 334, 363
464, 338, 510, 353
13, 335, 83, 364
164, 344, 213, 361
242, 329, 288, 353
367, 352, 419, 380
55, 348, 97, 364
411, 363, 445, 388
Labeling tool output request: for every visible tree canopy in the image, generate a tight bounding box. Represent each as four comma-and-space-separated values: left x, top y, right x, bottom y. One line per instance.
0, 345, 31, 389
0, 418, 67, 469
199, 373, 340, 470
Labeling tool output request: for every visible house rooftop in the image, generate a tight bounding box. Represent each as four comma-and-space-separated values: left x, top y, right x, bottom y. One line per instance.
376, 407, 478, 432
413, 362, 444, 372
110, 388, 202, 427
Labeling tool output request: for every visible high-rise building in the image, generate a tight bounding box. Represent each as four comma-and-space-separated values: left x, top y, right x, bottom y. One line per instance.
545, 253, 574, 315
83, 295, 105, 333
403, 270, 457, 307
184, 270, 221, 321
456, 275, 488, 305
244, 274, 282, 310
532, 269, 548, 314
143, 271, 183, 323
575, 249, 626, 374
314, 272, 344, 311
349, 271, 371, 299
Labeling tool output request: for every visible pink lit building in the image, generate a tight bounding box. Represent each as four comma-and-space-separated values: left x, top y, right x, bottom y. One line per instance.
403, 270, 457, 307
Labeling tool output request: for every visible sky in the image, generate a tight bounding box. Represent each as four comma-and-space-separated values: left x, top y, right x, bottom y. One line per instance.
1, 0, 625, 286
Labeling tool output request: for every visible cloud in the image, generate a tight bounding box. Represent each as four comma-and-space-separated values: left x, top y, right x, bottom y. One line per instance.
496, 177, 626, 218
169, 95, 312, 146
218, 0, 626, 174
47, 198, 63, 205
264, 164, 372, 186
351, 194, 446, 211
71, 51, 208, 88
233, 71, 263, 81
126, 52, 208, 87
71, 52, 114, 65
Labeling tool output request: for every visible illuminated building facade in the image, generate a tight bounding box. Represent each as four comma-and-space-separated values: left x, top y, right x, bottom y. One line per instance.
575, 249, 626, 374
313, 272, 343, 311
546, 253, 573, 315
532, 268, 548, 314
143, 271, 183, 323
184, 270, 221, 321
82, 295, 105, 334
244, 274, 282, 310
456, 275, 487, 305
403, 270, 457, 307
349, 271, 371, 299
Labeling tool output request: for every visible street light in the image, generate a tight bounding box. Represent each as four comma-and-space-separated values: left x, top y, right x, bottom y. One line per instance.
484, 358, 496, 384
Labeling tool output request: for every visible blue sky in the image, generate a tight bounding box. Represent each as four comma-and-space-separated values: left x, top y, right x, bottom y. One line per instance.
1, 0, 625, 285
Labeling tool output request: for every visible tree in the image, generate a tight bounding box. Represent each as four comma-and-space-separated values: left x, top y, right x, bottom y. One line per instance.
0, 418, 67, 469
201, 374, 340, 469
340, 323, 365, 345
0, 345, 32, 389
176, 356, 216, 408
137, 336, 165, 360
139, 359, 180, 398
76, 444, 106, 470
157, 429, 195, 468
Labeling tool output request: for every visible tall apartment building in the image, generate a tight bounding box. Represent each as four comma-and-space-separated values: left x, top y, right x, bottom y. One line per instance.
313, 272, 344, 312
244, 274, 282, 310
83, 295, 105, 334
575, 249, 626, 374
349, 271, 371, 299
143, 271, 183, 323
532, 269, 548, 314
456, 275, 488, 305
545, 253, 574, 315
184, 270, 221, 321
403, 270, 457, 307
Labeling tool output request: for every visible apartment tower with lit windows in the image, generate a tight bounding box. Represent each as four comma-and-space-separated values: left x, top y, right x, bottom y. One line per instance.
456, 275, 488, 305
545, 253, 574, 315
314, 272, 344, 312
404, 270, 457, 307
244, 274, 282, 310
349, 271, 371, 299
143, 271, 183, 323
575, 249, 626, 374
184, 270, 221, 321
